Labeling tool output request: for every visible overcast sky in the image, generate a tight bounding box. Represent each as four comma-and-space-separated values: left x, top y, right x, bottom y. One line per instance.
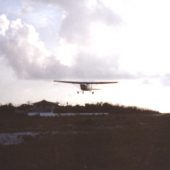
0, 0, 170, 112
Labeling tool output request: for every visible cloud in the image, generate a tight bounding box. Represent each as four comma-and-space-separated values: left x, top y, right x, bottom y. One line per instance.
0, 15, 9, 35
0, 1, 130, 80
71, 52, 122, 79
0, 15, 68, 79
159, 74, 170, 86
22, 0, 121, 43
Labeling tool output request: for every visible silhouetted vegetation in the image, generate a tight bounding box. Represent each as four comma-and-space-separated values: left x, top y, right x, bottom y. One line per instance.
0, 103, 16, 116
55, 102, 159, 115
0, 100, 160, 117
41, 101, 160, 115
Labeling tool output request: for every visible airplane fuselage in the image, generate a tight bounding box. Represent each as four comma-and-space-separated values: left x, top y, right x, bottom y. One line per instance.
80, 84, 93, 91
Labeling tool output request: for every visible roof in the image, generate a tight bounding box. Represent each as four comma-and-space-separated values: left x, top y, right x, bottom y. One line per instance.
33, 100, 58, 106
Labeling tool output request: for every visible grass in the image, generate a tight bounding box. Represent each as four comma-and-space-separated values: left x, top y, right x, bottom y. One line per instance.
0, 113, 170, 170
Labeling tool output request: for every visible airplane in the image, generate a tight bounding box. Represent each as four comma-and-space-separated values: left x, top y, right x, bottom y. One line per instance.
54, 80, 118, 94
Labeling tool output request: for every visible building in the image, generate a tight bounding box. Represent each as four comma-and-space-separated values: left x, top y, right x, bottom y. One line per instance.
27, 100, 59, 117
32, 100, 58, 112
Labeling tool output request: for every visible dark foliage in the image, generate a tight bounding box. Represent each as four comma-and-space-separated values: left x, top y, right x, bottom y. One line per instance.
0, 103, 16, 116
0, 101, 160, 117
54, 102, 159, 115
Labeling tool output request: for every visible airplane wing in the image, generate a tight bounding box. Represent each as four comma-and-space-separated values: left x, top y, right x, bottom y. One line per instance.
54, 80, 118, 84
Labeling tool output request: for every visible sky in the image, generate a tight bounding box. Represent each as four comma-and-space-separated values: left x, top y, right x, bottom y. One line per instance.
0, 0, 170, 112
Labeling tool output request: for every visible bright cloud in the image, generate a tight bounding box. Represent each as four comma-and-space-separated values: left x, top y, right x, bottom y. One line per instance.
0, 0, 124, 80
0, 15, 10, 35
0, 16, 49, 78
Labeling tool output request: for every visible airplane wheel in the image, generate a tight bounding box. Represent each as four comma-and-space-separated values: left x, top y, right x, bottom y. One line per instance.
92, 91, 94, 94
77, 91, 79, 94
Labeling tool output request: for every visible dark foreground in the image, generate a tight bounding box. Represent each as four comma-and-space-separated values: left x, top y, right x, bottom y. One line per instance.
0, 113, 170, 170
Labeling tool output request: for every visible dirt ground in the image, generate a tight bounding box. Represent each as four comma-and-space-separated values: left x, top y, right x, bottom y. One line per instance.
0, 114, 170, 170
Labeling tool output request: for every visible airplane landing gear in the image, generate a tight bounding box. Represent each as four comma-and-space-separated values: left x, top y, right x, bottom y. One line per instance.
77, 91, 94, 94
77, 91, 84, 94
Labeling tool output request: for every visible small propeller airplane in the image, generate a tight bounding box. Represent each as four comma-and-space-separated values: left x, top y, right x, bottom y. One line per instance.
54, 80, 118, 94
